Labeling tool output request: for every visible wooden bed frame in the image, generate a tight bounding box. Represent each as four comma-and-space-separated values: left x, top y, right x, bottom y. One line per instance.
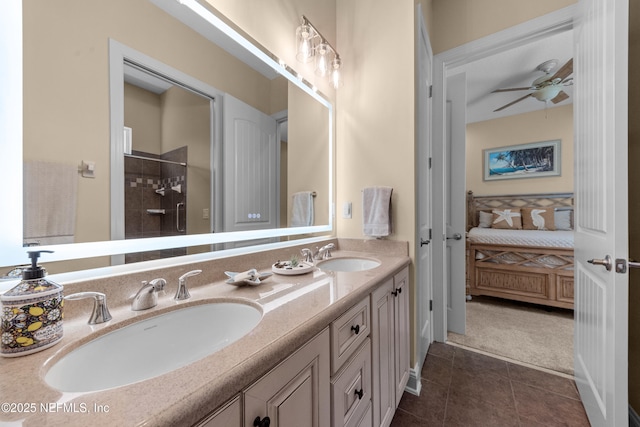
466, 191, 575, 310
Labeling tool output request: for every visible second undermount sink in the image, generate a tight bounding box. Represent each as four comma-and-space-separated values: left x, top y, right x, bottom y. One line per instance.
318, 257, 381, 272
44, 302, 262, 393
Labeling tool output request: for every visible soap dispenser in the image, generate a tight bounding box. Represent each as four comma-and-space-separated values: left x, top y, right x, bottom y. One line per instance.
0, 250, 64, 357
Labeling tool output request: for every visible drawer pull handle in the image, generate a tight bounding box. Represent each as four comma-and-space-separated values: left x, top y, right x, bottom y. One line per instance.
253, 416, 271, 427
351, 324, 360, 335
355, 388, 364, 400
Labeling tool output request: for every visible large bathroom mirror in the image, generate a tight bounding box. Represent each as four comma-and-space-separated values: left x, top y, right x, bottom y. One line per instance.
0, 0, 333, 276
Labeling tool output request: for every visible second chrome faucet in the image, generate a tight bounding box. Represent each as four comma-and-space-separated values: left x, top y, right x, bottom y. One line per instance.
131, 278, 167, 311
131, 269, 201, 311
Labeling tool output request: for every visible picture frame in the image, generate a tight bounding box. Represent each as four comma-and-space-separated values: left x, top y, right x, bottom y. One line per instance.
483, 139, 561, 181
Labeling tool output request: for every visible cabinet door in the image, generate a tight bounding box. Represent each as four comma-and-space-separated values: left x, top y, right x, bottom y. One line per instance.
196, 395, 241, 427
371, 278, 395, 427
244, 328, 330, 427
393, 268, 410, 404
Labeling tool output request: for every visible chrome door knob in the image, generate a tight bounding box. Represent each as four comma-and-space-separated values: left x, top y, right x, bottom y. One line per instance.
587, 255, 612, 271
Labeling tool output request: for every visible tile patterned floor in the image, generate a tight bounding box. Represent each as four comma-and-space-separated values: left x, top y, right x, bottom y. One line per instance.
391, 342, 590, 427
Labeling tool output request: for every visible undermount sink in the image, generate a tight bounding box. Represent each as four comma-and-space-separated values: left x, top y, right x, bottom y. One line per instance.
44, 302, 262, 393
318, 257, 381, 272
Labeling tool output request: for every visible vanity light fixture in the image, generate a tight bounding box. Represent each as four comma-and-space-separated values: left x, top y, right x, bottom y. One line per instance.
295, 16, 342, 89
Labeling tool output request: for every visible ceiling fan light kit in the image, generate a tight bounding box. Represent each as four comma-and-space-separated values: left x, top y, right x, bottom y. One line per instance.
492, 58, 573, 112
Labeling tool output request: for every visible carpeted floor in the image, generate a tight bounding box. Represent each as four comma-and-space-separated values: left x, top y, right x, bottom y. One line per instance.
447, 296, 574, 375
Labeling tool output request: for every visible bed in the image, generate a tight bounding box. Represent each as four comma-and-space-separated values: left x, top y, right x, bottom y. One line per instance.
466, 191, 574, 309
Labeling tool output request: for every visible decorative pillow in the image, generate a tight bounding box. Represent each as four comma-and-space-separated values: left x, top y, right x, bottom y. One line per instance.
491, 209, 522, 229
478, 211, 493, 228
555, 209, 573, 230
522, 207, 555, 230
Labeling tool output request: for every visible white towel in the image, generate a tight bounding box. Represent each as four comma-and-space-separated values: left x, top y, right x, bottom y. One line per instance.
291, 191, 314, 227
362, 186, 393, 237
24, 161, 78, 245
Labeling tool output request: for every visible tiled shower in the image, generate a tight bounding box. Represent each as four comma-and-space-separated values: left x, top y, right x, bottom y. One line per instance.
124, 146, 188, 263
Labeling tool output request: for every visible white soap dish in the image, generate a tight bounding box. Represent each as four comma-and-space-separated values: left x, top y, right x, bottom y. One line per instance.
271, 261, 314, 276
224, 271, 272, 286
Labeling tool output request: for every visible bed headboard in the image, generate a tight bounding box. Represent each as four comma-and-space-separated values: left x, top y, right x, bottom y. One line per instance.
466, 191, 574, 230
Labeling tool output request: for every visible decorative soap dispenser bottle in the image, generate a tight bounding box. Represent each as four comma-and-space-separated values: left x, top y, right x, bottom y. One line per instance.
0, 250, 64, 357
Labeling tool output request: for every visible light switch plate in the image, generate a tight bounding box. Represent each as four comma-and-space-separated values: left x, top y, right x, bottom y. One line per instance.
342, 202, 352, 219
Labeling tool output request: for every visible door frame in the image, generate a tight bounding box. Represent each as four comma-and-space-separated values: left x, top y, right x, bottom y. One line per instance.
430, 5, 576, 341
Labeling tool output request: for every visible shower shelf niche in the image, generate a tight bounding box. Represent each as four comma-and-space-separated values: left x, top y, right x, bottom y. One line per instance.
146, 209, 166, 215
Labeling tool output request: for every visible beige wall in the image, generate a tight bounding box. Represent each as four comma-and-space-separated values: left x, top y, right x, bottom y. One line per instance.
629, 0, 640, 414
288, 83, 330, 227
431, 0, 577, 54
466, 104, 574, 196
160, 87, 212, 238
205, 0, 337, 98
124, 83, 162, 154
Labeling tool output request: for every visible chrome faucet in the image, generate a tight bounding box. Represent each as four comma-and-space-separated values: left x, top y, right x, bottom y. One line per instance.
174, 270, 202, 301
314, 243, 335, 260
65, 292, 113, 324
300, 248, 314, 263
131, 278, 166, 311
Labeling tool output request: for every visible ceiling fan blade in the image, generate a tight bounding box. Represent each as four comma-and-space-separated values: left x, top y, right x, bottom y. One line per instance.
551, 90, 569, 104
549, 58, 573, 82
491, 87, 533, 93
493, 93, 533, 112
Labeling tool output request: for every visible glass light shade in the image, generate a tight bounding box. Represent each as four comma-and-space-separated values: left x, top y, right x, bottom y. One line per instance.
315, 43, 331, 77
532, 84, 562, 101
296, 24, 315, 63
330, 57, 343, 89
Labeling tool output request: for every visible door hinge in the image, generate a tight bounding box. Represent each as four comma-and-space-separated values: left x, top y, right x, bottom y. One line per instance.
429, 85, 433, 98
429, 300, 433, 311
429, 229, 432, 240
428, 157, 432, 169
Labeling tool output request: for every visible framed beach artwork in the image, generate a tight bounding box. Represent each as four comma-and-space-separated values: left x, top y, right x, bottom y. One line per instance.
483, 139, 561, 181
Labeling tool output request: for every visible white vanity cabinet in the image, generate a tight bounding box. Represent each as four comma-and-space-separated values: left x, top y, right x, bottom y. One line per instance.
243, 328, 330, 427
195, 265, 410, 427
371, 267, 410, 427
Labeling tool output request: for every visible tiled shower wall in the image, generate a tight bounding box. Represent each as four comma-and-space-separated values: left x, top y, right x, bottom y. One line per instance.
124, 147, 188, 263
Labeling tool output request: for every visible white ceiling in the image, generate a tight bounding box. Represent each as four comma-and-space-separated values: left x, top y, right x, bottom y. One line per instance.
457, 29, 574, 124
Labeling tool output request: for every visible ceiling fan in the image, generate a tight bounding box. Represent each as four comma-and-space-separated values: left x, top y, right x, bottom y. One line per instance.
491, 58, 573, 112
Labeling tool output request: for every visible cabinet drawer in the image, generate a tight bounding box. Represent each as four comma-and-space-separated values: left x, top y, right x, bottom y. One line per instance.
331, 297, 370, 374
355, 401, 372, 427
331, 338, 372, 427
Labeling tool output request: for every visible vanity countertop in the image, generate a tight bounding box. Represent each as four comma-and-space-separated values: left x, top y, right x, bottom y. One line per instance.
0, 242, 410, 426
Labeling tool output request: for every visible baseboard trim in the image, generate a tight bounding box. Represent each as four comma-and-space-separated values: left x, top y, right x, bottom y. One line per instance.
404, 363, 422, 396
630, 404, 640, 427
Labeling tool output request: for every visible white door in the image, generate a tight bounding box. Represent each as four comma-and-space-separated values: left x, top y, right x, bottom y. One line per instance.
573, 0, 629, 425
416, 7, 433, 367
223, 94, 278, 242
445, 73, 467, 335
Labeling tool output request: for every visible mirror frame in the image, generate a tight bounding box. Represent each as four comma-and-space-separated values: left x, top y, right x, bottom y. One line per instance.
0, 0, 333, 273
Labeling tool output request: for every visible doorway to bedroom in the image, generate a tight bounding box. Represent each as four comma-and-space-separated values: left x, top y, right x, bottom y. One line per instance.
442, 22, 575, 376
